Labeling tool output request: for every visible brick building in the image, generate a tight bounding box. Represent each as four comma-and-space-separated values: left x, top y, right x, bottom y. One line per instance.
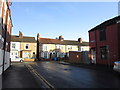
89, 16, 120, 66
10, 31, 36, 62
36, 34, 89, 60
0, 0, 13, 75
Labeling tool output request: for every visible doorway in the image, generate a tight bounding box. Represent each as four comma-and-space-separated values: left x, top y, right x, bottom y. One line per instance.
91, 48, 96, 64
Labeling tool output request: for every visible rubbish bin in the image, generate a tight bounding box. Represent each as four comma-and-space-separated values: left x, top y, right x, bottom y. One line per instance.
54, 57, 57, 61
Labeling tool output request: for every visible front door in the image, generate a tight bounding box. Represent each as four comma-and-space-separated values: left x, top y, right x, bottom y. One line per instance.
91, 48, 96, 64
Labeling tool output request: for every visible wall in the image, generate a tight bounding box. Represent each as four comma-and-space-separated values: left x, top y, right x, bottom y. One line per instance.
10, 42, 20, 51
10, 42, 20, 61
69, 51, 82, 63
0, 49, 3, 75
4, 51, 10, 71
42, 44, 78, 53
20, 42, 36, 58
66, 45, 78, 52
79, 46, 89, 51
0, 0, 12, 75
89, 23, 119, 65
42, 44, 56, 52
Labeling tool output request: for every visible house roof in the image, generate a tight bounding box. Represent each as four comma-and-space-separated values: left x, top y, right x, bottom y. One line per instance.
11, 35, 36, 43
88, 16, 120, 32
39, 38, 89, 46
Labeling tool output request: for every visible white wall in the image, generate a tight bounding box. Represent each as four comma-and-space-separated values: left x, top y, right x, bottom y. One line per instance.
79, 46, 89, 52
10, 42, 20, 51
0, 49, 3, 75
4, 51, 10, 71
10, 42, 20, 60
0, 50, 10, 75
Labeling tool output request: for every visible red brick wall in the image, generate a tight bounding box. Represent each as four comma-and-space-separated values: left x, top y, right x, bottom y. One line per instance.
89, 23, 119, 65
69, 51, 82, 63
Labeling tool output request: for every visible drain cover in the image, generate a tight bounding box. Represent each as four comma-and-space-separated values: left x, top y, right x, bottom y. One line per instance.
64, 68, 72, 70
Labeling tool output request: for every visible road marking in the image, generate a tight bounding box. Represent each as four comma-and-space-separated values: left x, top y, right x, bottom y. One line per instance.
25, 64, 56, 90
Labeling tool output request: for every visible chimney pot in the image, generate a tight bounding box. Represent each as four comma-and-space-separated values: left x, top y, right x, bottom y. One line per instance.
19, 31, 23, 38
59, 35, 64, 41
78, 38, 82, 43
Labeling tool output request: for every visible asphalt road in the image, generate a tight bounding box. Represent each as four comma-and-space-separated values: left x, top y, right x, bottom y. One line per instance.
2, 61, 120, 89
28, 61, 120, 88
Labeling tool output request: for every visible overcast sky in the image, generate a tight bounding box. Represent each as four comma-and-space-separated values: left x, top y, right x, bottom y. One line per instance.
11, 2, 118, 41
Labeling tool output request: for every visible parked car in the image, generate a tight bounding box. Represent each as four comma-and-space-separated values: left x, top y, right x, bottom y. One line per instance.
11, 56, 24, 62
113, 61, 120, 72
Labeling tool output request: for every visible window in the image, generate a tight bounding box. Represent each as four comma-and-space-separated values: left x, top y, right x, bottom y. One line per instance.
25, 44, 29, 49
82, 48, 84, 51
12, 43, 15, 49
33, 52, 35, 54
15, 52, 17, 55
100, 46, 108, 59
44, 45, 47, 51
56, 44, 60, 49
99, 28, 106, 41
67, 45, 72, 50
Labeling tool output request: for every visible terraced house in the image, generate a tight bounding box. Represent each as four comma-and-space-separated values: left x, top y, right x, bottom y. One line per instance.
37, 34, 89, 60
10, 31, 36, 62
89, 16, 120, 66
0, 0, 12, 75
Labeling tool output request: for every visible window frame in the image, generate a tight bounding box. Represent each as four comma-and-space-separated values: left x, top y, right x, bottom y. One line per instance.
99, 28, 106, 41
25, 44, 29, 49
12, 43, 16, 49
100, 46, 108, 60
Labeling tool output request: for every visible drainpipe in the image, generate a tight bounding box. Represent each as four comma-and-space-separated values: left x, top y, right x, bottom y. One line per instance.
95, 30, 97, 64
107, 45, 110, 68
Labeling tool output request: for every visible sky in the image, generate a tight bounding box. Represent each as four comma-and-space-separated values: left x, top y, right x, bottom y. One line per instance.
11, 2, 118, 41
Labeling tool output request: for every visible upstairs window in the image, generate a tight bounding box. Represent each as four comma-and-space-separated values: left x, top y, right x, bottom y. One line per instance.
44, 46, 47, 51
43, 45, 47, 51
67, 45, 72, 50
25, 44, 29, 49
12, 43, 15, 49
99, 28, 106, 41
56, 44, 60, 49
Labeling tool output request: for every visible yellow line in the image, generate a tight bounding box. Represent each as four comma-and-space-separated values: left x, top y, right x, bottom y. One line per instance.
26, 64, 56, 90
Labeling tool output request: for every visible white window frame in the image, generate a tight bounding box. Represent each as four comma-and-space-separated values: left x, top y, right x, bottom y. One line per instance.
67, 45, 72, 50
56, 44, 60, 49
12, 43, 16, 49
43, 44, 48, 51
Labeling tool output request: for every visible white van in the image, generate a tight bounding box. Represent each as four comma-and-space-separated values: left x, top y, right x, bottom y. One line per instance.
11, 56, 24, 62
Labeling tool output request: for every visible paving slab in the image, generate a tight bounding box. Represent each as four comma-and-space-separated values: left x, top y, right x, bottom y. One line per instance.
2, 63, 41, 89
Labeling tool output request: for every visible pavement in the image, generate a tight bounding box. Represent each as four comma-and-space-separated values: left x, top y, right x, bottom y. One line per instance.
2, 62, 45, 89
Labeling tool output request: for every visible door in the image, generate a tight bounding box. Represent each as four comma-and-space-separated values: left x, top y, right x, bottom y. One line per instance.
91, 48, 96, 64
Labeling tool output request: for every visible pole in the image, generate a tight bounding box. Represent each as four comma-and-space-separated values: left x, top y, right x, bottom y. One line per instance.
107, 45, 110, 68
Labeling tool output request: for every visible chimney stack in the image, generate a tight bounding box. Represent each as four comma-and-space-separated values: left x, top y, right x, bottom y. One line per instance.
37, 33, 40, 39
59, 35, 64, 41
78, 38, 82, 43
37, 33, 40, 41
19, 31, 23, 38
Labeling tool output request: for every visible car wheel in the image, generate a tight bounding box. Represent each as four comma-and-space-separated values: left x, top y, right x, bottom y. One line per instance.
20, 60, 23, 63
